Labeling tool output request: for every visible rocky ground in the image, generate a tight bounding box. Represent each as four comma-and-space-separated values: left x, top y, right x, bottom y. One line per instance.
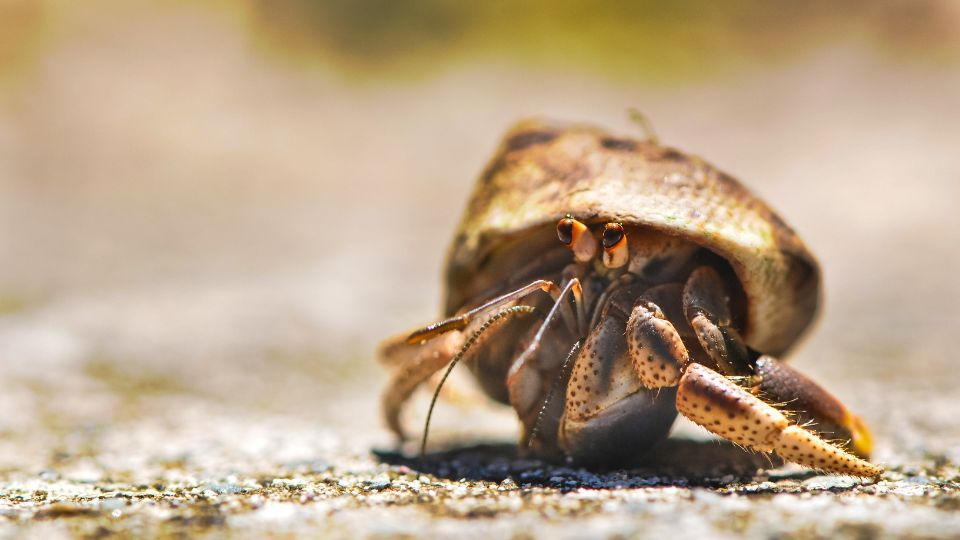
1, 4, 959, 538
0, 408, 957, 539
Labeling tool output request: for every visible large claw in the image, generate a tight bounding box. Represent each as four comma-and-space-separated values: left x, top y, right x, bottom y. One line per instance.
677, 363, 881, 477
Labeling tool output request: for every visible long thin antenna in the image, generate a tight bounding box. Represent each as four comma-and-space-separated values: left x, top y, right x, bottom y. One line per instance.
420, 305, 536, 458
526, 339, 582, 451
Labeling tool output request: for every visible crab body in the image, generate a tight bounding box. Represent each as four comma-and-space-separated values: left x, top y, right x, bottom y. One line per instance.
380, 119, 879, 476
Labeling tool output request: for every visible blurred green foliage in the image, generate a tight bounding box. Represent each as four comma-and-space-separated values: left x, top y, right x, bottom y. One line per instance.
0, 1, 956, 90
248, 0, 959, 82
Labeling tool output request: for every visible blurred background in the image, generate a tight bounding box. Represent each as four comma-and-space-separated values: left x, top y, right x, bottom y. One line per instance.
0, 0, 959, 478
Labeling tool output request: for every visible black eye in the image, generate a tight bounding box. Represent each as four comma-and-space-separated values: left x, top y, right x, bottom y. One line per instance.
557, 218, 574, 245
602, 223, 624, 249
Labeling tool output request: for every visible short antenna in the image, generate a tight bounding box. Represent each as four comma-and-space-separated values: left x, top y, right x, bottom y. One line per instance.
628, 108, 659, 144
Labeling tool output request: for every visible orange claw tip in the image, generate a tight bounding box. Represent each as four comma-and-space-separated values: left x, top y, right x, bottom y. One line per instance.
845, 412, 875, 460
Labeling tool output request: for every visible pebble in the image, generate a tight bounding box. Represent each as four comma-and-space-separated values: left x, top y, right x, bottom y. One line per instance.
801, 476, 859, 491
99, 498, 126, 511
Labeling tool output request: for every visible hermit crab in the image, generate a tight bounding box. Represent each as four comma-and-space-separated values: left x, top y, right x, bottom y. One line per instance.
379, 118, 880, 476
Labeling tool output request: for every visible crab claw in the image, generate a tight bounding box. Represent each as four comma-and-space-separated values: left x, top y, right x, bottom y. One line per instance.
677, 363, 882, 477
753, 356, 875, 459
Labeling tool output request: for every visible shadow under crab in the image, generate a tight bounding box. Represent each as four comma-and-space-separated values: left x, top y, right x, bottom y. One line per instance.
373, 437, 823, 490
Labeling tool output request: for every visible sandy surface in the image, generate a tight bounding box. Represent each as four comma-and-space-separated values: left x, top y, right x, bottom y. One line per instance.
1, 4, 959, 539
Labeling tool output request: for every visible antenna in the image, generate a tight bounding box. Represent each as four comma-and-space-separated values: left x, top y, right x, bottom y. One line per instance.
420, 305, 536, 458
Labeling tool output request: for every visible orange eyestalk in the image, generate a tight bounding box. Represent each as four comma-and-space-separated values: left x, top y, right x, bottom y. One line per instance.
601, 222, 628, 268
556, 215, 597, 262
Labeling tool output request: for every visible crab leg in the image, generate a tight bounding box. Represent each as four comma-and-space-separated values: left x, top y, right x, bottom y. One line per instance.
683, 266, 752, 376
506, 278, 584, 418
405, 279, 575, 344
507, 278, 582, 373
380, 301, 541, 440
379, 330, 466, 439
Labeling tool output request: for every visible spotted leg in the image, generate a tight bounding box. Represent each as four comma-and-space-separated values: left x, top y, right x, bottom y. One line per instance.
625, 294, 881, 476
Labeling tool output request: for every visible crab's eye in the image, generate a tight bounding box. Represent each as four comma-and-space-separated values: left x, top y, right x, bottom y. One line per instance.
602, 223, 624, 249
602, 223, 628, 268
557, 217, 574, 246
556, 215, 597, 262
